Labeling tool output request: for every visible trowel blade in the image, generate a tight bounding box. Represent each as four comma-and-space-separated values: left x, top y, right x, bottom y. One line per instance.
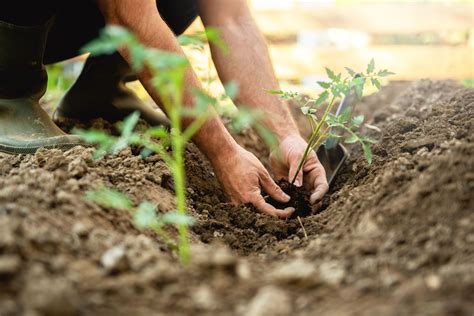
316, 143, 349, 187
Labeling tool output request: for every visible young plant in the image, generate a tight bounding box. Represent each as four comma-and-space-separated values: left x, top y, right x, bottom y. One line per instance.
76, 26, 227, 265
87, 186, 195, 251
270, 60, 394, 185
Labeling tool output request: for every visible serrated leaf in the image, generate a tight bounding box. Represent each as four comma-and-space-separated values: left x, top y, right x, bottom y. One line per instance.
162, 211, 196, 226
317, 81, 331, 89
134, 202, 159, 229
119, 112, 140, 136
371, 78, 381, 90
87, 187, 133, 210
345, 134, 359, 144
377, 69, 395, 77
351, 76, 365, 98
325, 67, 337, 81
338, 108, 352, 123
367, 58, 375, 74
361, 136, 378, 144
352, 115, 364, 126
345, 67, 357, 76
314, 90, 329, 106
362, 143, 373, 164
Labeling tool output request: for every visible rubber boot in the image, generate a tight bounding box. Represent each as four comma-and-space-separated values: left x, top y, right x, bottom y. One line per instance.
54, 53, 169, 126
0, 18, 84, 155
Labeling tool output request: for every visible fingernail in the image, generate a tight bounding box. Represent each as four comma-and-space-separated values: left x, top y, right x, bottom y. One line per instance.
282, 192, 291, 202
294, 180, 302, 187
284, 207, 295, 214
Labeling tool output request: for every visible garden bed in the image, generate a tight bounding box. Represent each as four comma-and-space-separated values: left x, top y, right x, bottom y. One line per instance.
0, 80, 473, 315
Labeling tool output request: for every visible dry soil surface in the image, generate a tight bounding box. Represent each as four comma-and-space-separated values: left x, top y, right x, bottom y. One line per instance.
0, 80, 473, 316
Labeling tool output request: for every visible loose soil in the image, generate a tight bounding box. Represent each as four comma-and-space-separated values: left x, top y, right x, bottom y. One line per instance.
0, 80, 473, 316
267, 180, 313, 218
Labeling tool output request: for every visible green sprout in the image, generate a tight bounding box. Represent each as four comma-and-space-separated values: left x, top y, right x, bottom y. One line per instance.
75, 26, 229, 265
87, 186, 195, 251
270, 59, 394, 184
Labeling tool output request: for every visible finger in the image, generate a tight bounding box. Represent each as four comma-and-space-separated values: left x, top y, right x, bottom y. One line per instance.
300, 152, 329, 204
259, 171, 290, 203
289, 162, 303, 187
310, 180, 329, 204
251, 194, 295, 218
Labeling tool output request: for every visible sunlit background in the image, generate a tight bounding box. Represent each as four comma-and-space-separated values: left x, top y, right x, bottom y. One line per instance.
45, 0, 474, 103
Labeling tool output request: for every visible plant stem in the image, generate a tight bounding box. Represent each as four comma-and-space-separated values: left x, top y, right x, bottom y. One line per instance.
171, 136, 189, 265
291, 96, 337, 184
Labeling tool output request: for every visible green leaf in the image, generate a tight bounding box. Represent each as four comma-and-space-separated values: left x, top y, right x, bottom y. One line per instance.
367, 58, 375, 74
325, 67, 337, 81
317, 81, 331, 89
146, 126, 170, 139
345, 134, 359, 144
162, 211, 196, 226
377, 69, 395, 77
371, 78, 381, 90
362, 143, 373, 164
118, 111, 140, 136
361, 136, 378, 144
338, 108, 351, 124
352, 115, 364, 126
224, 81, 239, 100
87, 187, 133, 210
205, 27, 228, 54
134, 202, 159, 229
314, 90, 329, 106
351, 76, 366, 99
345, 67, 357, 77
267, 89, 284, 95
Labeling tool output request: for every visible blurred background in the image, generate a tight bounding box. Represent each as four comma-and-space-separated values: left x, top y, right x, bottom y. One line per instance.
46, 0, 474, 102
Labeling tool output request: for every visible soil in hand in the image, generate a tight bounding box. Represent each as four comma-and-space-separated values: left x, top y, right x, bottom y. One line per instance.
267, 179, 313, 218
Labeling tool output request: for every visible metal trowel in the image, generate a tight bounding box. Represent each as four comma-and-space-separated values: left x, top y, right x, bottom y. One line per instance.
316, 83, 362, 186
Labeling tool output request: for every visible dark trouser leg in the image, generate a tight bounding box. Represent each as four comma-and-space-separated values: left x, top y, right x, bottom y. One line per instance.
53, 0, 199, 126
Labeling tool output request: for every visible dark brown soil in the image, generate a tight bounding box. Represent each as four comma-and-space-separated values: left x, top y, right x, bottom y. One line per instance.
1, 80, 473, 315
267, 180, 313, 218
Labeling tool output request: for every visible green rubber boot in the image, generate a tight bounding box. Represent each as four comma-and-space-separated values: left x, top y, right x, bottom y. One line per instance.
54, 53, 169, 126
0, 18, 84, 155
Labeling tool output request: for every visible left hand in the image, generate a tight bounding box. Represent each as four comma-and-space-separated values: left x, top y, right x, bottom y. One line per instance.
269, 134, 329, 207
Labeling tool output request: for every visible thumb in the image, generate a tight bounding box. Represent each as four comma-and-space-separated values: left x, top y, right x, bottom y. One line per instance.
289, 162, 304, 187
260, 171, 290, 203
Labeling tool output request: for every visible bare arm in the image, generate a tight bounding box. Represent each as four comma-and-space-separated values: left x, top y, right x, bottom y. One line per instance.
198, 0, 329, 203
97, 0, 238, 165
197, 0, 299, 141
95, 0, 293, 217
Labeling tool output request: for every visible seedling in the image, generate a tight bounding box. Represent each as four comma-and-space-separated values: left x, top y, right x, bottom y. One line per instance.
76, 26, 269, 264
76, 26, 230, 264
87, 186, 195, 251
270, 60, 394, 185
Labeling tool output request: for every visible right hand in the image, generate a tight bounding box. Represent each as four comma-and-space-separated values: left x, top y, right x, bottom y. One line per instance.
211, 145, 295, 218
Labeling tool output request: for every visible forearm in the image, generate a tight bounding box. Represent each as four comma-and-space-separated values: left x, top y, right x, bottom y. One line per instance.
200, 3, 299, 141
97, 0, 238, 163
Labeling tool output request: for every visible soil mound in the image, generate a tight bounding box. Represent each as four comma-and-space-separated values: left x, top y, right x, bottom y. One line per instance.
1, 80, 473, 315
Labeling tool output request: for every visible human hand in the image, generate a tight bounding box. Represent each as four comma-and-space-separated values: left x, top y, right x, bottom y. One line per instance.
269, 134, 329, 207
212, 145, 295, 218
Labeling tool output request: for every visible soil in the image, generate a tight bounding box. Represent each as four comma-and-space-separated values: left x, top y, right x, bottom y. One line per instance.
267, 180, 313, 218
1, 80, 473, 315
